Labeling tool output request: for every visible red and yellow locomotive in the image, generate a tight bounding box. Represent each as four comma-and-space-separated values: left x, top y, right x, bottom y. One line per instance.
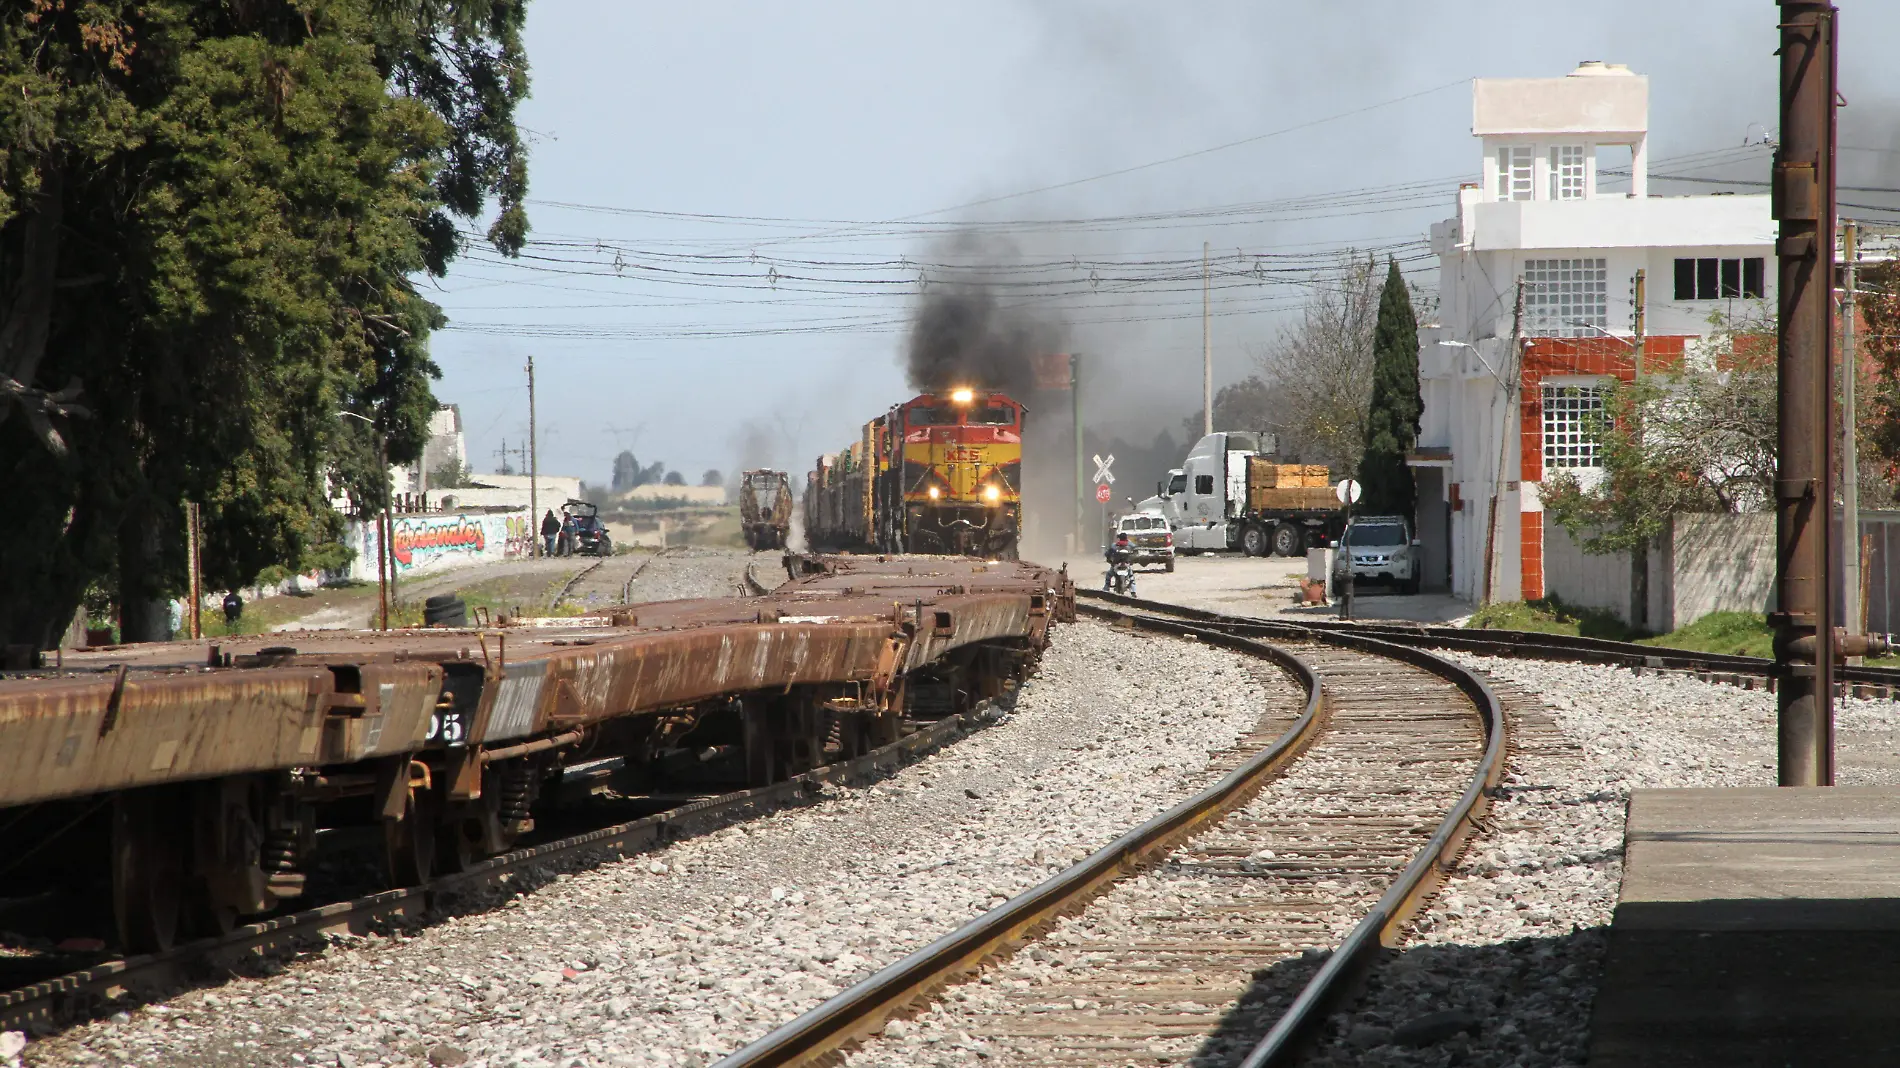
806, 388, 1024, 558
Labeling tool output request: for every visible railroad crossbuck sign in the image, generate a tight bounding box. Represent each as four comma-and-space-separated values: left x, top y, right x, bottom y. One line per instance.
1336, 478, 1362, 505
1092, 454, 1115, 485
1096, 483, 1113, 504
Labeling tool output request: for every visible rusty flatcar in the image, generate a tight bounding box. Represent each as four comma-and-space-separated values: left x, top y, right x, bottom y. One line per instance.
804, 389, 1025, 558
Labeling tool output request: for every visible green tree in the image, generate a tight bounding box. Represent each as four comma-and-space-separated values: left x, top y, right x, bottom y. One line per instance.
611, 450, 639, 492
700, 468, 723, 487
0, 1, 529, 645
1357, 259, 1421, 516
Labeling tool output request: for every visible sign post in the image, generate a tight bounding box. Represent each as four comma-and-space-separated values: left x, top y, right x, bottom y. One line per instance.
1334, 479, 1361, 619
1093, 453, 1116, 550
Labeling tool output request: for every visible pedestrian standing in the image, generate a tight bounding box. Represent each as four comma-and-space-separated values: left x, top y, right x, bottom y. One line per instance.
540, 509, 559, 557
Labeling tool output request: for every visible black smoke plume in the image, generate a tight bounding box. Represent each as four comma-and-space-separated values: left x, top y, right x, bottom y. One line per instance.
905, 271, 1065, 394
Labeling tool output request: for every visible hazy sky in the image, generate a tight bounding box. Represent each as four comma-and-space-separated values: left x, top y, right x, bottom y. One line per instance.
426, 2, 1900, 486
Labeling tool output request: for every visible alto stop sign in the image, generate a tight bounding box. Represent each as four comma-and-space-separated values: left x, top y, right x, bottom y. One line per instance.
1095, 483, 1112, 503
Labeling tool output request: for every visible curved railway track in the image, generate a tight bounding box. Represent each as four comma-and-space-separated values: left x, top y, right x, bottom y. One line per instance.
1087, 588, 1900, 698
716, 597, 1506, 1067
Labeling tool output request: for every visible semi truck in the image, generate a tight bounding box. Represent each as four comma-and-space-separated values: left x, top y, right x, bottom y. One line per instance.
1151, 432, 1347, 557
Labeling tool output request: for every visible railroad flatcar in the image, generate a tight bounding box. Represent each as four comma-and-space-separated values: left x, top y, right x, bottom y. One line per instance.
805, 389, 1025, 558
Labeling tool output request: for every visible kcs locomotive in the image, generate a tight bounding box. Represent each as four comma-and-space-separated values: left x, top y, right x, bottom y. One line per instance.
805, 388, 1024, 558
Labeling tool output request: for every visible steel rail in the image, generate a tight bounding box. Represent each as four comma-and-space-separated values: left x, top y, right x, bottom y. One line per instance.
1079, 588, 1900, 694
0, 709, 979, 1035
716, 601, 1507, 1068
712, 611, 1327, 1068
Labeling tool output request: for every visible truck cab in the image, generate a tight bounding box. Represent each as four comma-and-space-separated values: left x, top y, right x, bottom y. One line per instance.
1168, 433, 1255, 552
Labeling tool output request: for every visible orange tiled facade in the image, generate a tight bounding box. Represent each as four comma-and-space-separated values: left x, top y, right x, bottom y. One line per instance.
1513, 335, 1690, 599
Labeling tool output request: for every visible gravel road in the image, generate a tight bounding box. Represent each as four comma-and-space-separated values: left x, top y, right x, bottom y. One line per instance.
554, 548, 765, 611
22, 620, 1281, 1068
1299, 659, 1900, 1068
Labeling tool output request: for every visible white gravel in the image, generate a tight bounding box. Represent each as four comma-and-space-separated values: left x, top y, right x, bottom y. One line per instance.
23, 621, 1279, 1068
1302, 658, 1900, 1068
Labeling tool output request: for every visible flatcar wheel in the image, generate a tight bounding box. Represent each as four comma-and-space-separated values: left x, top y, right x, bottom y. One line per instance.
111, 791, 184, 954
384, 785, 439, 888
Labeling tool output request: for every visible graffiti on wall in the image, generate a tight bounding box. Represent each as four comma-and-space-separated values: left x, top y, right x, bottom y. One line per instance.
391, 515, 487, 569
502, 513, 532, 558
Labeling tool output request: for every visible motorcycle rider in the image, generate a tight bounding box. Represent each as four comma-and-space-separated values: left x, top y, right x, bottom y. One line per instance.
1103, 531, 1136, 594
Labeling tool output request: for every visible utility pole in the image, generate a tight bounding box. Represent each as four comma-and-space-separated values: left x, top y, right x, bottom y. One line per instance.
1773, 0, 1840, 787
1843, 219, 1863, 648
1071, 352, 1084, 554
185, 501, 202, 640
527, 355, 539, 557
1481, 281, 1525, 606
1631, 268, 1649, 630
1202, 241, 1213, 436
496, 438, 512, 476
380, 430, 393, 630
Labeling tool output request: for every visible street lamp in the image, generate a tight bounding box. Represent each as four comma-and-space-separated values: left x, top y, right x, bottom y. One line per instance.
1435, 339, 1510, 385
340, 411, 392, 631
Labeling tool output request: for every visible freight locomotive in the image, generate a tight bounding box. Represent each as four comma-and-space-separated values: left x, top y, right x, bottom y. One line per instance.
805, 388, 1025, 558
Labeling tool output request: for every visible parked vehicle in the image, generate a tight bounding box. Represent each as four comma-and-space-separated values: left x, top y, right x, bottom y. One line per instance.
1151, 432, 1346, 556
558, 499, 613, 557
1114, 512, 1175, 572
1341, 514, 1420, 594
739, 469, 794, 550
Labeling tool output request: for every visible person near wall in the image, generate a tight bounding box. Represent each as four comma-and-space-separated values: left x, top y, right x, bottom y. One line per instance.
540, 509, 559, 557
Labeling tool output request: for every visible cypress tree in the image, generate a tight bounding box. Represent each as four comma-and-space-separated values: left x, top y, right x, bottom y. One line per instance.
1358, 259, 1423, 517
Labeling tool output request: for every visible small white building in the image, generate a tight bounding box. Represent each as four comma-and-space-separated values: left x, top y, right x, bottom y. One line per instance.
1411, 61, 1773, 606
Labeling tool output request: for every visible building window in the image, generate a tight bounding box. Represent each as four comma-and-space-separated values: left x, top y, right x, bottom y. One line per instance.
1542, 383, 1608, 470
1496, 145, 1534, 201
1523, 258, 1608, 337
1549, 145, 1587, 200
1673, 257, 1765, 300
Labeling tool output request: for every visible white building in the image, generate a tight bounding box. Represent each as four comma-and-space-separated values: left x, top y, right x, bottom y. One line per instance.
1411, 61, 1774, 605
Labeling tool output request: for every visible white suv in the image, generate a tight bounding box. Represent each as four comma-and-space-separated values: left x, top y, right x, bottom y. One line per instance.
1341, 516, 1419, 594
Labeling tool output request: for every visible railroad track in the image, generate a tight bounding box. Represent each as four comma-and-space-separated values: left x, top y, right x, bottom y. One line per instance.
716, 596, 1505, 1067
0, 708, 985, 1036
1085, 589, 1900, 700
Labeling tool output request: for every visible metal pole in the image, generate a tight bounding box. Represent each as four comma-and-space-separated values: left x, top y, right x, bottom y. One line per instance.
1773, 0, 1838, 787
1842, 219, 1862, 644
1202, 242, 1213, 436
1481, 282, 1525, 606
1071, 353, 1083, 554
527, 355, 539, 558
379, 432, 392, 631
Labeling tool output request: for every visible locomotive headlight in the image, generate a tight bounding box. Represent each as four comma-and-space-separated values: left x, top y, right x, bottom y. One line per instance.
950, 388, 974, 404
983, 484, 1001, 502
928, 486, 941, 500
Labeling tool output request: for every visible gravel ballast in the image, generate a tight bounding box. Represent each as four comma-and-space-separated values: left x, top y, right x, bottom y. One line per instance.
24, 621, 1282, 1068
1301, 657, 1900, 1068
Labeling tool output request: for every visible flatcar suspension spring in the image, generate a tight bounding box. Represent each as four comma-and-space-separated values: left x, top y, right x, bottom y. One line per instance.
262, 829, 299, 872
498, 763, 535, 823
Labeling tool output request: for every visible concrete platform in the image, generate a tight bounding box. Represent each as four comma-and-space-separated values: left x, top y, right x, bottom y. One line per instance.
1590, 787, 1900, 1066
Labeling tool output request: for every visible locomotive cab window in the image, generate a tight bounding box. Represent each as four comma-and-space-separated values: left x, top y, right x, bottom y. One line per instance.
970, 404, 1016, 426
909, 406, 956, 426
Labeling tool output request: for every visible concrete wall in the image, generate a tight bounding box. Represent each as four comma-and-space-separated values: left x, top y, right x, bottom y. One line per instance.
1663, 513, 1776, 630
1544, 513, 1775, 632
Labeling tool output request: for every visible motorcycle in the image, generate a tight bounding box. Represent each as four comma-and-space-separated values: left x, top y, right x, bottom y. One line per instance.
1105, 558, 1136, 596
